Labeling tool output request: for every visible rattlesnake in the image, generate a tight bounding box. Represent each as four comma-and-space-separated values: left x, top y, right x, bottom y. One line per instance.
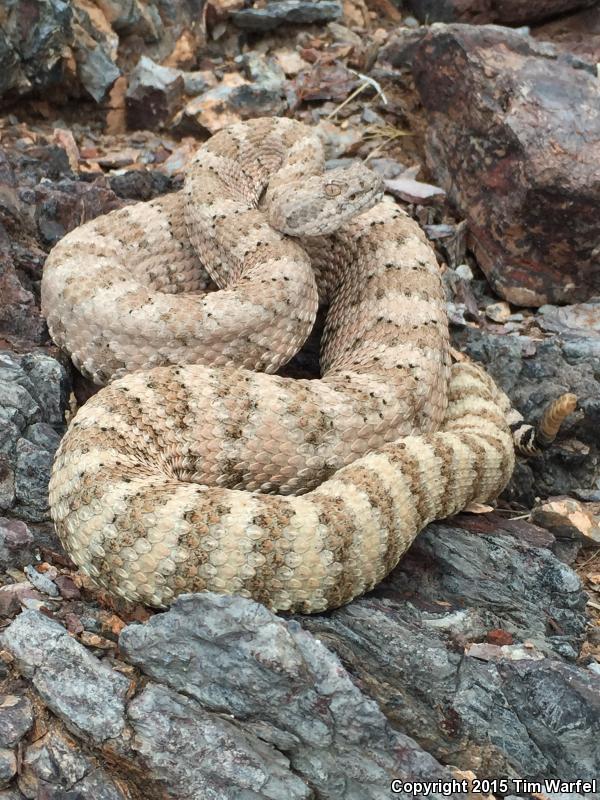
42, 117, 518, 613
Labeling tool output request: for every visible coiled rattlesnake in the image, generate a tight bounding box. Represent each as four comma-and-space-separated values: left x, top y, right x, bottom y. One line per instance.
42, 117, 517, 613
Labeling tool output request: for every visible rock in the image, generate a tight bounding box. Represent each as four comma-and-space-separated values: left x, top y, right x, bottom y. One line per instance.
138, 0, 207, 69
378, 26, 428, 69
0, 255, 46, 347
0, 750, 16, 789
292, 60, 357, 103
412, 24, 600, 306
174, 54, 286, 135
484, 301, 512, 323
301, 517, 595, 779
0, 351, 70, 521
2, 520, 597, 797
34, 178, 123, 248
125, 55, 185, 130
533, 4, 600, 65
94, 0, 162, 40
0, 0, 73, 101
128, 682, 312, 800
452, 324, 599, 505
0, 153, 47, 346
2, 602, 459, 799
108, 169, 173, 201
0, 584, 46, 619
20, 730, 127, 799
120, 593, 459, 799
406, 0, 598, 25
0, 789, 24, 800
14, 427, 62, 521
0, 0, 210, 106
538, 300, 600, 337
531, 498, 600, 544
232, 0, 342, 31
316, 120, 363, 158
24, 565, 59, 597
70, 0, 121, 103
0, 695, 34, 748
53, 574, 81, 600
1, 611, 129, 744
0, 518, 35, 570
384, 175, 446, 205
0, 0, 120, 104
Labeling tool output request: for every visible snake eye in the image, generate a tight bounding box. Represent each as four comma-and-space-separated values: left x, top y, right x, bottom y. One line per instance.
325, 183, 342, 198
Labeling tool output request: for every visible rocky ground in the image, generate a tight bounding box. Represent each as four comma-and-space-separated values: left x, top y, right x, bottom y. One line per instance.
0, 1, 599, 798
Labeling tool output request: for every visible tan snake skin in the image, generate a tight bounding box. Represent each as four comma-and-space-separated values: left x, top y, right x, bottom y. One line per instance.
43, 118, 516, 613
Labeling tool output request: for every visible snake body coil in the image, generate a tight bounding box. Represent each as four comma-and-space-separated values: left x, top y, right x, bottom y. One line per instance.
42, 118, 515, 612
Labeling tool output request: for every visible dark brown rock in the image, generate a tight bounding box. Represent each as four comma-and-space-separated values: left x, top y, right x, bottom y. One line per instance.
34, 179, 124, 247
533, 4, 600, 65
406, 0, 598, 25
412, 24, 600, 306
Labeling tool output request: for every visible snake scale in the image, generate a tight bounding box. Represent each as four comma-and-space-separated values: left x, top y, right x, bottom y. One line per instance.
42, 117, 517, 613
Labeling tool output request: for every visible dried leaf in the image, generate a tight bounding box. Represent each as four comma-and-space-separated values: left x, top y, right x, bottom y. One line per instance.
464, 502, 494, 514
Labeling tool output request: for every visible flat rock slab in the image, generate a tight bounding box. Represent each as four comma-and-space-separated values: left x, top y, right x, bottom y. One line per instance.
232, 0, 342, 31
120, 593, 457, 800
406, 0, 598, 25
412, 24, 600, 306
302, 518, 596, 780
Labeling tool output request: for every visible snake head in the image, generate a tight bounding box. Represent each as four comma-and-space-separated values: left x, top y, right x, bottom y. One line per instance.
268, 162, 384, 237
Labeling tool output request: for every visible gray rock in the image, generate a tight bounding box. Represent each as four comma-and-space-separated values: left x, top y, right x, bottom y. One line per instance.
0, 789, 25, 800
128, 682, 312, 800
453, 657, 600, 780
452, 325, 600, 504
175, 54, 287, 135
74, 768, 131, 800
22, 731, 90, 789
72, 0, 120, 102
20, 730, 127, 799
0, 0, 121, 104
0, 749, 16, 789
0, 351, 70, 521
0, 459, 15, 511
120, 593, 464, 800
1, 611, 129, 743
126, 55, 185, 131
24, 565, 59, 598
0, 695, 34, 748
233, 0, 342, 31
406, 0, 598, 25
20, 354, 69, 430
177, 70, 214, 96
0, 0, 72, 100
34, 179, 123, 248
14, 431, 60, 521
378, 27, 428, 69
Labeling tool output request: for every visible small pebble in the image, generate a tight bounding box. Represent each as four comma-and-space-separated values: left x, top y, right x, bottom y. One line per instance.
24, 565, 59, 597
